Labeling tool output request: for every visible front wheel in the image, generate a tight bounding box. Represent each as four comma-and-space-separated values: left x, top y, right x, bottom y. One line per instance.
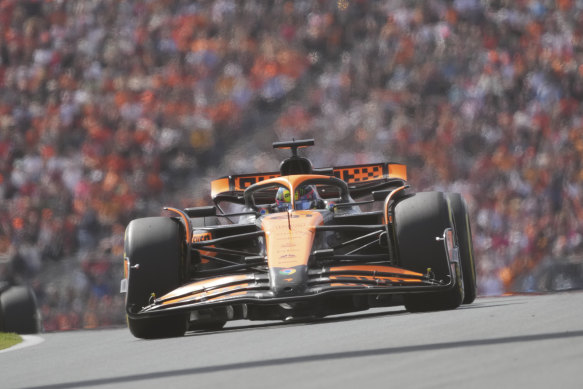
124, 217, 188, 339
394, 192, 463, 312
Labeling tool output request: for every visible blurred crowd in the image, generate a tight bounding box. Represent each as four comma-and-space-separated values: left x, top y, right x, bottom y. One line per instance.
1, 0, 582, 330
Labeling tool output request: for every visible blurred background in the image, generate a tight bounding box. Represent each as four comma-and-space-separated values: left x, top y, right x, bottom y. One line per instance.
1, 0, 582, 331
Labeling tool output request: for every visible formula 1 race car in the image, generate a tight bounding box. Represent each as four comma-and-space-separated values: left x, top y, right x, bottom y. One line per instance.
121, 139, 477, 338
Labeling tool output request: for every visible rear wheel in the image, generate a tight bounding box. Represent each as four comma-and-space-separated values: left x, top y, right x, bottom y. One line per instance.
394, 192, 463, 312
0, 285, 41, 334
125, 217, 188, 339
447, 193, 477, 304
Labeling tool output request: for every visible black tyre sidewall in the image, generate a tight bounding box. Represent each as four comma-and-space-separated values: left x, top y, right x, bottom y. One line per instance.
0, 285, 41, 334
447, 193, 478, 304
395, 192, 452, 278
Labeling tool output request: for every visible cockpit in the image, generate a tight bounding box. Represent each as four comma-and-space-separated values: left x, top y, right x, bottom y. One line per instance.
240, 174, 354, 218
274, 185, 323, 212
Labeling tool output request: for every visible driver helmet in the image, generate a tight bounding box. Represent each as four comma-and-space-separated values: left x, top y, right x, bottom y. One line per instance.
275, 185, 317, 211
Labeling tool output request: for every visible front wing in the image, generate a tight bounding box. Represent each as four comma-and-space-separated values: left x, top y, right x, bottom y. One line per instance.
128, 263, 457, 319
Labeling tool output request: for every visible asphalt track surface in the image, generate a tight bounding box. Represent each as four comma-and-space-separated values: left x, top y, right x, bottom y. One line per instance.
2, 292, 582, 389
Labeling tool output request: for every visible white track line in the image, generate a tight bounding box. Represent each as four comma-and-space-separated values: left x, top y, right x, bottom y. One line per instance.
0, 335, 44, 354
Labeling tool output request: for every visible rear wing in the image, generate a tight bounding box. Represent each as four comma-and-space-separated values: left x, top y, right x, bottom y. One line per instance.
211, 163, 407, 199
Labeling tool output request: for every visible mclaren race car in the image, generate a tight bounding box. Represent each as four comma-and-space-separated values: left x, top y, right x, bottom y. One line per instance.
121, 139, 477, 338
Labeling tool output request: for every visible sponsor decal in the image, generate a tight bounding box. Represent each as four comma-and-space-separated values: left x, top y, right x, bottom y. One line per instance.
234, 174, 279, 190
192, 232, 214, 263
333, 164, 384, 183
279, 268, 296, 275
192, 232, 212, 243
269, 213, 314, 220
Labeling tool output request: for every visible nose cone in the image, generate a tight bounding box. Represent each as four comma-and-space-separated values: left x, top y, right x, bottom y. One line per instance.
262, 211, 323, 297
269, 266, 308, 296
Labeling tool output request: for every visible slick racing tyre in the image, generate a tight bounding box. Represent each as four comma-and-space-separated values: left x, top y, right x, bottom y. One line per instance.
0, 285, 41, 334
394, 192, 464, 312
124, 217, 188, 339
447, 193, 477, 304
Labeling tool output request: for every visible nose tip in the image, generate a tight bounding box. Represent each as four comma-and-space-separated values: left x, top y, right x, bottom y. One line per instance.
270, 266, 308, 296
272, 283, 307, 296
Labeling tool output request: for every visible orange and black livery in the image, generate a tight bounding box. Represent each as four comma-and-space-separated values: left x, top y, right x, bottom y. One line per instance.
122, 139, 477, 338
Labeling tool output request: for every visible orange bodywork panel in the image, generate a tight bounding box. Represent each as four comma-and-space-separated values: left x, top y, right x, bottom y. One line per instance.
261, 210, 324, 268
211, 173, 279, 197
326, 264, 421, 276
388, 163, 407, 181
324, 265, 425, 284
329, 276, 421, 284
210, 177, 231, 197
161, 283, 251, 306
160, 274, 252, 302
